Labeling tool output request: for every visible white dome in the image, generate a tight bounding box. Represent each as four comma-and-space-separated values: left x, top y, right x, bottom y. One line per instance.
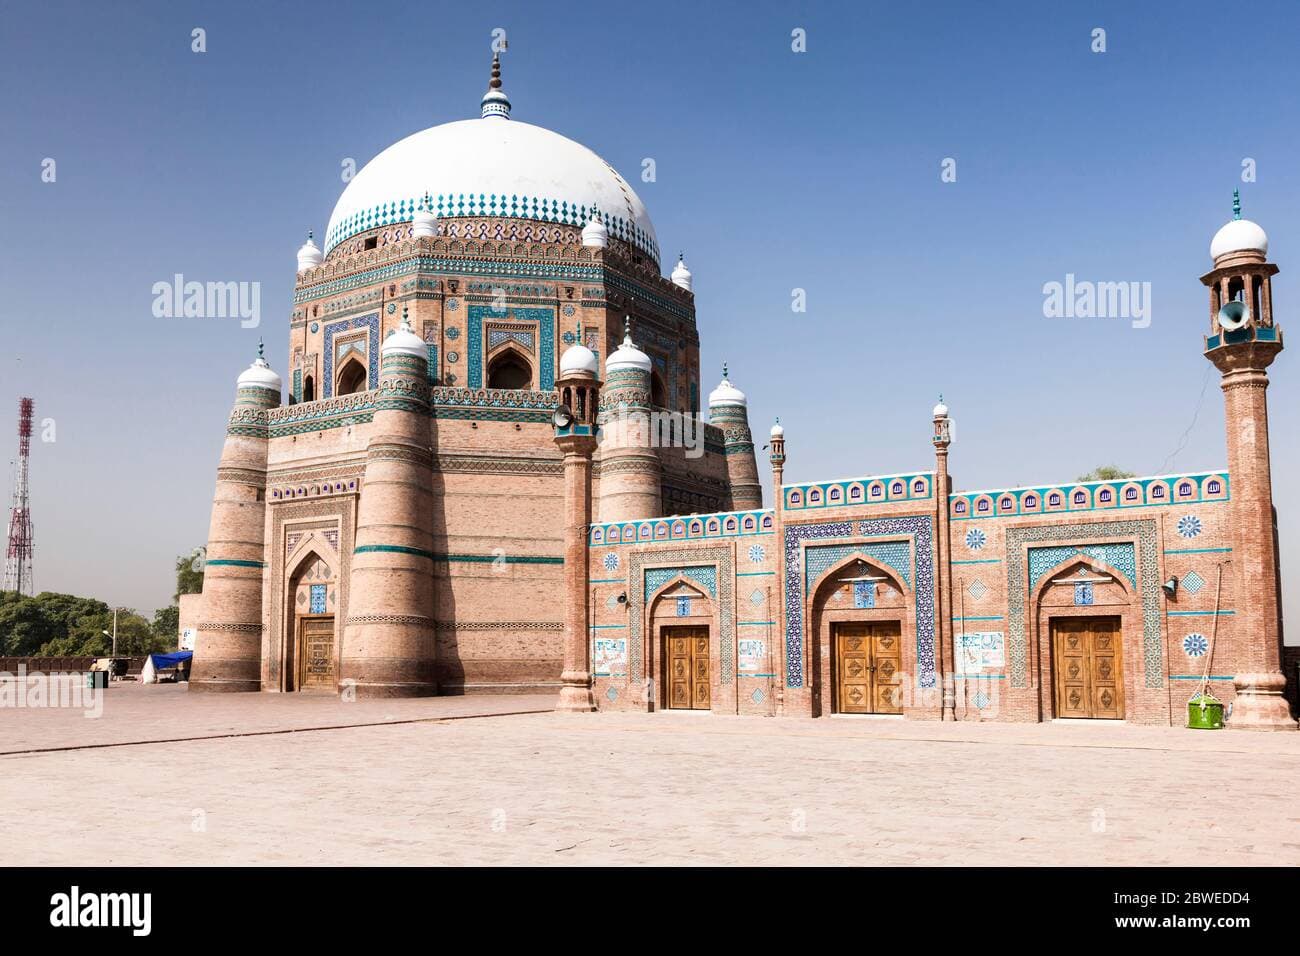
606, 323, 651, 373
708, 366, 747, 407
559, 343, 599, 378
237, 348, 282, 392
412, 194, 437, 238
324, 118, 659, 263
296, 233, 323, 273
581, 215, 609, 248
770, 419, 784, 438
383, 312, 427, 359
671, 256, 693, 291
933, 398, 949, 418
1210, 218, 1268, 261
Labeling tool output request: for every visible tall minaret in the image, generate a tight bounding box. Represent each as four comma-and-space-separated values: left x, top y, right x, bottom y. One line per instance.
1200, 192, 1294, 730
932, 397, 956, 721
554, 338, 602, 712
597, 319, 661, 521
709, 365, 763, 511
191, 343, 279, 693
339, 309, 437, 697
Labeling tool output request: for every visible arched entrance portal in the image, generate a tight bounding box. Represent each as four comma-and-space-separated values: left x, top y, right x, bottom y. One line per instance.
809, 555, 913, 716
284, 550, 337, 692
1033, 555, 1137, 720
647, 577, 716, 711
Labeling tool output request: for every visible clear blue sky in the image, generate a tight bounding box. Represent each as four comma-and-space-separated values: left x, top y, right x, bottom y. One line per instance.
2, 0, 1297, 634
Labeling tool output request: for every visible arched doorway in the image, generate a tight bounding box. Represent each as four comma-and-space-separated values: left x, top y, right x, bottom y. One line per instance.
650, 369, 668, 408
1033, 555, 1136, 720
647, 578, 716, 711
302, 374, 315, 402
486, 347, 533, 389
285, 550, 337, 692
336, 356, 367, 395
808, 555, 912, 716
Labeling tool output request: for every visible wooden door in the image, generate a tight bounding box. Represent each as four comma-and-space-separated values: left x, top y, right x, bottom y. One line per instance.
1053, 617, 1123, 719
299, 616, 335, 691
835, 622, 904, 715
665, 628, 710, 710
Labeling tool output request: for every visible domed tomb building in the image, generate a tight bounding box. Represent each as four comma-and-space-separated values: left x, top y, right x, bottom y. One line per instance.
191, 55, 760, 697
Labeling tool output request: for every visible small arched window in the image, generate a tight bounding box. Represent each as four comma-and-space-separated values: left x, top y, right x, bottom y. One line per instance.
302, 375, 315, 402
336, 358, 367, 395
487, 351, 532, 390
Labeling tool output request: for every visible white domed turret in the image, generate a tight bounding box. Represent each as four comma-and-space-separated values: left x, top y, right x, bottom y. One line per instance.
932, 395, 949, 418
606, 318, 652, 373
1210, 190, 1269, 262
770, 418, 784, 438
559, 326, 599, 378
383, 306, 427, 359
671, 254, 693, 291
296, 231, 323, 273
708, 364, 747, 407
581, 214, 609, 249
412, 193, 438, 238
237, 340, 282, 392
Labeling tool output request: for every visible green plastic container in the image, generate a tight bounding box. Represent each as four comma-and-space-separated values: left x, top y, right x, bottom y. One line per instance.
1187, 692, 1224, 730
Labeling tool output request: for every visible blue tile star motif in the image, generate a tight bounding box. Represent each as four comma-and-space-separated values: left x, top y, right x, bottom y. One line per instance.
965, 528, 987, 551
602, 552, 619, 572
748, 544, 766, 564
1182, 633, 1209, 658
1177, 514, 1202, 539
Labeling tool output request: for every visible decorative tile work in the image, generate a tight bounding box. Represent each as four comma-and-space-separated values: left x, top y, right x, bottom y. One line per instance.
1182, 633, 1208, 658
952, 472, 1229, 520
748, 544, 766, 564
589, 509, 774, 546
467, 305, 555, 389
1028, 543, 1137, 589
965, 528, 987, 551
603, 552, 620, 572
324, 195, 660, 262
486, 327, 536, 353
749, 588, 765, 606
322, 313, 379, 398
446, 325, 460, 338
967, 579, 988, 601
751, 688, 765, 704
853, 581, 876, 608
1177, 514, 1203, 539
309, 584, 327, 614
1074, 582, 1094, 606
629, 546, 735, 685
676, 596, 691, 617
645, 565, 717, 598
783, 472, 934, 510
1006, 519, 1161, 688
804, 541, 912, 593
973, 690, 990, 710
784, 516, 936, 689
1181, 569, 1205, 595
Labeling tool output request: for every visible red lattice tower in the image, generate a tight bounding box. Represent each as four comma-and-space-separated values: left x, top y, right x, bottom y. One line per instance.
4, 398, 34, 595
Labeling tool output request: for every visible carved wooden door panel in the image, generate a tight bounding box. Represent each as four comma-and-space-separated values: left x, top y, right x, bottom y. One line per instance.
1053, 617, 1123, 718
870, 623, 903, 715
665, 628, 710, 710
299, 617, 335, 691
836, 625, 871, 714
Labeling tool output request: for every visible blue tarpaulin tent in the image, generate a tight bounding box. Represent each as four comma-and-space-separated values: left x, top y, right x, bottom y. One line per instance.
142, 650, 193, 683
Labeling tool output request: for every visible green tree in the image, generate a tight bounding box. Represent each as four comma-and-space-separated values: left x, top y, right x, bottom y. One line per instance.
1076, 465, 1136, 482
0, 593, 55, 655
175, 551, 204, 602
152, 605, 179, 646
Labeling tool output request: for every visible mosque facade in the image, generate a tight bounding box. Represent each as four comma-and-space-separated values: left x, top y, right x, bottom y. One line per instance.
191, 58, 1294, 730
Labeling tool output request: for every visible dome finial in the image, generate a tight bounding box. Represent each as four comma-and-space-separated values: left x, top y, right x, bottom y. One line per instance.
722, 362, 729, 380
1232, 187, 1242, 221
257, 337, 265, 361
481, 47, 511, 119
623, 315, 633, 343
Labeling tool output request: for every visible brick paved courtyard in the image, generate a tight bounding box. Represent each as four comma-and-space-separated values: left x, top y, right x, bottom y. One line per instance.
2, 682, 1297, 866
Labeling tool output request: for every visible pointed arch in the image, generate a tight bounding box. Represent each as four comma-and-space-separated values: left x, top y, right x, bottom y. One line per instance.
336, 355, 367, 395
486, 344, 533, 390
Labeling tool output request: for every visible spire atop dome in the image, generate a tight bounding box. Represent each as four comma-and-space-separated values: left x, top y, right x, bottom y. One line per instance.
606, 315, 652, 374
481, 49, 512, 120
413, 190, 438, 238
237, 339, 282, 392
581, 210, 609, 248
1233, 187, 1242, 221
1210, 190, 1268, 262
382, 302, 427, 359
709, 363, 747, 408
